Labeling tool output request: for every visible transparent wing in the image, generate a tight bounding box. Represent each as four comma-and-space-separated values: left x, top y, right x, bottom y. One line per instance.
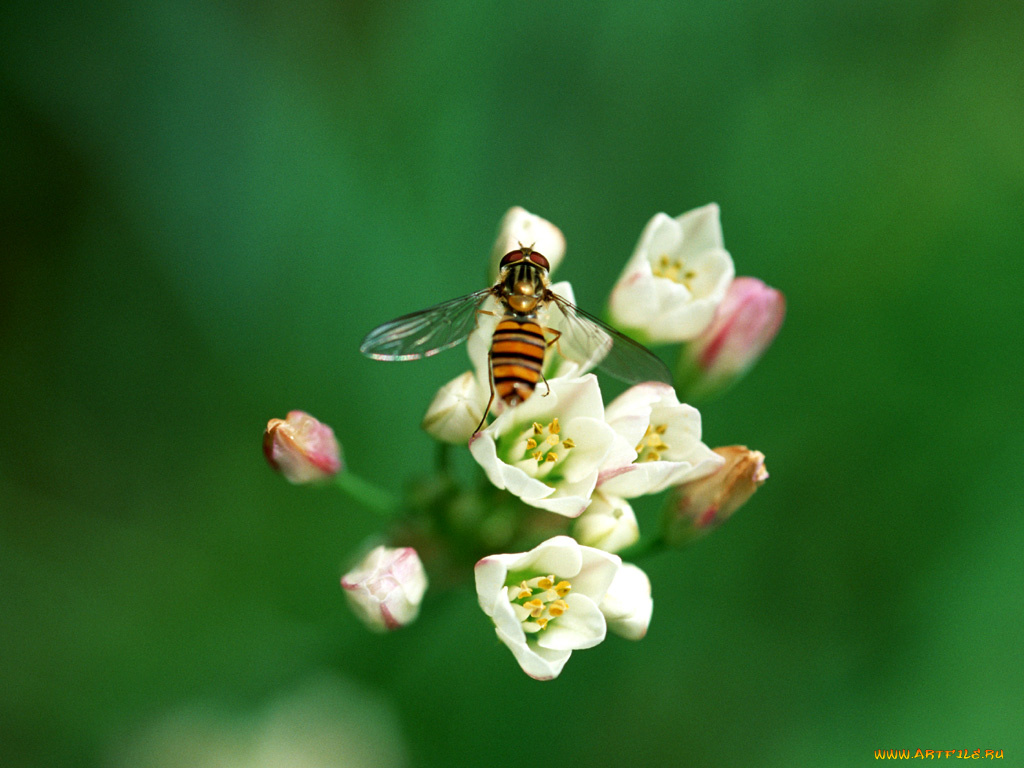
360, 288, 495, 361
547, 292, 672, 385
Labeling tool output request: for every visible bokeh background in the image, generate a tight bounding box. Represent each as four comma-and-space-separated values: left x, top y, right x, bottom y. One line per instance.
3, 1, 1022, 766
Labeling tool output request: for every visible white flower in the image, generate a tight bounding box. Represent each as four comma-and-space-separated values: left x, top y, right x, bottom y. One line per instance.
341, 546, 428, 632
599, 563, 653, 641
469, 374, 632, 518
608, 204, 735, 343
488, 206, 566, 282
475, 535, 621, 680
572, 492, 639, 553
597, 382, 724, 498
421, 371, 488, 443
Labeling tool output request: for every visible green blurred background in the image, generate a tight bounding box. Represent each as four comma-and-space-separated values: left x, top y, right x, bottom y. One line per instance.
3, 1, 1022, 766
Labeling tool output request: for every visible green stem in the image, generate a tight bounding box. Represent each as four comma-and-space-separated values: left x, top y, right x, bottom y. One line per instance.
333, 471, 400, 516
435, 441, 452, 477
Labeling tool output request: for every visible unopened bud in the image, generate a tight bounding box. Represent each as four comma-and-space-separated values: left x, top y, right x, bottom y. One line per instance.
572, 493, 639, 554
422, 371, 486, 443
676, 277, 785, 400
263, 410, 342, 484
665, 445, 767, 545
341, 546, 428, 632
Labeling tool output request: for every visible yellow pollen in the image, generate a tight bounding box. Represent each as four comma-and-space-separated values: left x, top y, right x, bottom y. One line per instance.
637, 424, 669, 461
523, 598, 544, 617
526, 438, 537, 450
653, 255, 697, 286
545, 452, 558, 462
550, 418, 560, 434
554, 580, 571, 597
535, 617, 549, 630
548, 599, 568, 617
532, 451, 544, 462
561, 438, 575, 449
532, 422, 543, 435
537, 577, 554, 590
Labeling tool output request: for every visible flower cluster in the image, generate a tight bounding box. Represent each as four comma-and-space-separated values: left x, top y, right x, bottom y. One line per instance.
264, 206, 783, 679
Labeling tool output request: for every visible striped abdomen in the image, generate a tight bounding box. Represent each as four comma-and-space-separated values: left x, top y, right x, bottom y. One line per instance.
491, 317, 546, 405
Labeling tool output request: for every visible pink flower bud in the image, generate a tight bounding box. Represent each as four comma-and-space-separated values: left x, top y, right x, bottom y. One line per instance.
678, 277, 785, 399
342, 546, 428, 632
263, 410, 342, 484
665, 445, 768, 545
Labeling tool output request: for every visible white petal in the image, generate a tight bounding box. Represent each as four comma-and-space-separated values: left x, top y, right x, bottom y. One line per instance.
495, 625, 572, 680
572, 545, 621, 600
522, 535, 585, 577
677, 202, 724, 254
600, 563, 653, 641
535, 593, 607, 651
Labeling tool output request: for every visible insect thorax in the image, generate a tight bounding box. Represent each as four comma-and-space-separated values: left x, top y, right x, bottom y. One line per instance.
499, 261, 547, 315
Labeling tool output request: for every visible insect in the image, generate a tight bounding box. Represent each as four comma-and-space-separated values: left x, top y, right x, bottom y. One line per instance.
360, 246, 671, 432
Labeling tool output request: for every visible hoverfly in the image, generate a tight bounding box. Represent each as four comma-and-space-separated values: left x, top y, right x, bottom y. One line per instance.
360, 246, 671, 432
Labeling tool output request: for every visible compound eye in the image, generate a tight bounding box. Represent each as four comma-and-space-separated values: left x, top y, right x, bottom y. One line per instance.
499, 250, 525, 269
528, 252, 550, 271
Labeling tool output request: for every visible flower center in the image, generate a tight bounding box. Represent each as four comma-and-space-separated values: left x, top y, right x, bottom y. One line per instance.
508, 574, 572, 633
522, 418, 576, 467
636, 423, 669, 462
652, 254, 697, 288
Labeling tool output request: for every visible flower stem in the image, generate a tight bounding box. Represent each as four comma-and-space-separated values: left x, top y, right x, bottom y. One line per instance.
333, 471, 400, 516
435, 441, 452, 477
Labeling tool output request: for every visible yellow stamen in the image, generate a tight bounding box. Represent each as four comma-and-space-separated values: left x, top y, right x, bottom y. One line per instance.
547, 599, 568, 617
545, 452, 558, 462
535, 617, 549, 630
532, 422, 543, 435
523, 599, 544, 618
526, 438, 537, 450
553, 580, 571, 597
561, 438, 575, 449
536, 577, 554, 590
550, 417, 560, 434
532, 451, 544, 462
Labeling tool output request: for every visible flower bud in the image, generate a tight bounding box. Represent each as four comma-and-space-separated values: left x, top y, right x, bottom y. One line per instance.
421, 371, 487, 443
572, 493, 639, 554
263, 410, 342, 484
676, 277, 785, 400
488, 206, 566, 281
599, 563, 653, 641
665, 445, 768, 545
341, 546, 428, 632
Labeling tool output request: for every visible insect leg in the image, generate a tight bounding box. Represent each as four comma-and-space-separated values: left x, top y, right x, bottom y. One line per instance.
544, 327, 564, 353
474, 351, 496, 434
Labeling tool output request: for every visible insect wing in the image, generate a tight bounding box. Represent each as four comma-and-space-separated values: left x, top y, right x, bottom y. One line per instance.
360, 288, 494, 361
546, 293, 672, 385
